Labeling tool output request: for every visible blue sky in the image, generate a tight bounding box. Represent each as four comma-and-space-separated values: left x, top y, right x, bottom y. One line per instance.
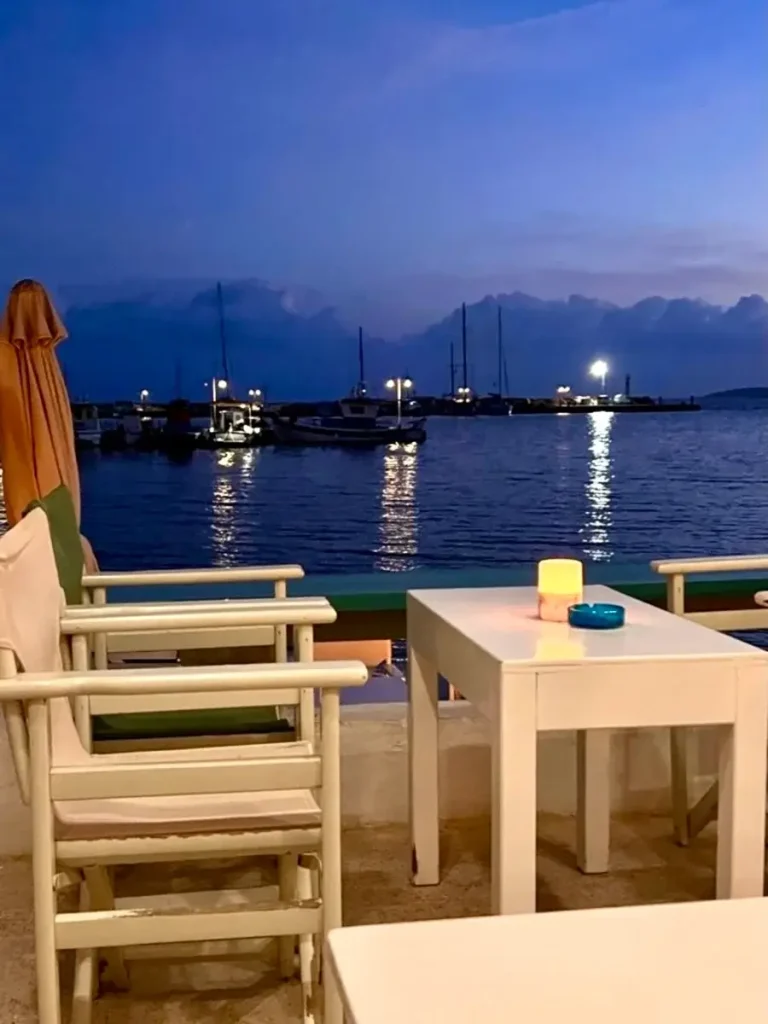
1, 0, 765, 331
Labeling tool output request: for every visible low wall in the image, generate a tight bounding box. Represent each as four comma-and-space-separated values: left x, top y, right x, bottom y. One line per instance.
0, 703, 720, 857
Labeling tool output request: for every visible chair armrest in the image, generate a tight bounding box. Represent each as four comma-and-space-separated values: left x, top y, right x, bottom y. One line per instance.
82, 565, 304, 589
60, 598, 336, 636
5, 659, 368, 702
651, 555, 768, 575
63, 596, 328, 620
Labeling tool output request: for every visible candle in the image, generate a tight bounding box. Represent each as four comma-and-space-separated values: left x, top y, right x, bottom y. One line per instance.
537, 558, 583, 623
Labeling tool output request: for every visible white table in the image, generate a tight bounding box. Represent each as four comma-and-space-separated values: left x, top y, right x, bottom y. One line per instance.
327, 898, 768, 1024
407, 584, 768, 913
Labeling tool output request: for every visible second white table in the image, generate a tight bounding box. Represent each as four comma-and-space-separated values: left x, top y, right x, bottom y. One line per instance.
407, 584, 768, 913
328, 898, 768, 1024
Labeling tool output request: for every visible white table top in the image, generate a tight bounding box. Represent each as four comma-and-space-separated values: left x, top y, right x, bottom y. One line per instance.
408, 584, 764, 666
328, 899, 768, 1024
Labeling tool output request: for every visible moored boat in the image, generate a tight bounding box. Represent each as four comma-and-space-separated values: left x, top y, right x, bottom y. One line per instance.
269, 397, 427, 447
197, 397, 266, 449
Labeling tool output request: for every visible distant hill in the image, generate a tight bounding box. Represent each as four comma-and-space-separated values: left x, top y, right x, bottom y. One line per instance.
704, 387, 768, 399
56, 280, 768, 401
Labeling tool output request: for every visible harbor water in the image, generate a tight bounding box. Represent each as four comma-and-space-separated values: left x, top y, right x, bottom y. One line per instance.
75, 409, 768, 573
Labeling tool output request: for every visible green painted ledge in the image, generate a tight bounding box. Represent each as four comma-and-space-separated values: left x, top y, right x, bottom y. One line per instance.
109, 563, 768, 613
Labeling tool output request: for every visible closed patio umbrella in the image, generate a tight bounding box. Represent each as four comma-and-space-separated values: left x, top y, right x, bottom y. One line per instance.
0, 279, 95, 566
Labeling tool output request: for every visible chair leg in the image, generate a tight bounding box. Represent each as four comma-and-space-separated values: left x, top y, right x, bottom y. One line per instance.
278, 854, 298, 979
670, 727, 691, 845
29, 701, 62, 1024
297, 860, 316, 1024
83, 866, 130, 990
71, 885, 96, 1024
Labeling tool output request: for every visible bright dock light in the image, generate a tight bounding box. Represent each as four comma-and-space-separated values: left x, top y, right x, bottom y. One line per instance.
385, 376, 414, 424
589, 360, 609, 391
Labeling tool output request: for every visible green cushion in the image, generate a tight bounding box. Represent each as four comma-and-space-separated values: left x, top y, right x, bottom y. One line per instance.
93, 707, 292, 742
23, 484, 84, 604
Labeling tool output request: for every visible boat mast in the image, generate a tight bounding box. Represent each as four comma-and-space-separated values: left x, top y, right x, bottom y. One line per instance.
461, 302, 468, 392
357, 326, 366, 395
216, 282, 230, 395
497, 304, 503, 397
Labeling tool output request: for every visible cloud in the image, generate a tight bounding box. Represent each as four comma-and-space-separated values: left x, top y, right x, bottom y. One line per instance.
375, 0, 677, 96
466, 215, 768, 273
330, 215, 768, 334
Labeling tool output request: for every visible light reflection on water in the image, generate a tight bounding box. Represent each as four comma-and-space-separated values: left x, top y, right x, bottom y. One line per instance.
376, 442, 419, 572
211, 449, 260, 566
581, 411, 614, 561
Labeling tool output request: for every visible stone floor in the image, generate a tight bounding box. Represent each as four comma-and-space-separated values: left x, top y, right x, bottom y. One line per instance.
0, 812, 739, 1023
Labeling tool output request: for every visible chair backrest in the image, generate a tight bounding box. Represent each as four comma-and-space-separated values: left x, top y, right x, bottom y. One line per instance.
0, 508, 67, 802
24, 483, 84, 605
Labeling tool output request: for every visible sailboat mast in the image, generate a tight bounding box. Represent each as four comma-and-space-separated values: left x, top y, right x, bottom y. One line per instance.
216, 282, 230, 389
358, 326, 365, 391
450, 341, 455, 396
497, 305, 503, 396
461, 302, 468, 391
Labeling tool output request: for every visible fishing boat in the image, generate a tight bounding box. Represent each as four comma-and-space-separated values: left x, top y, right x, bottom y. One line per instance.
269, 396, 426, 447
197, 395, 265, 449
196, 283, 268, 449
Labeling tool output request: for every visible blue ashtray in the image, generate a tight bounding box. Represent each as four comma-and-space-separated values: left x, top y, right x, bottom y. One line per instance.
568, 602, 625, 630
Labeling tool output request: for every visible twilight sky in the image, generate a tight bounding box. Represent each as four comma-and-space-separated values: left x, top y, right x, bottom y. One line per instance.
1, 0, 766, 334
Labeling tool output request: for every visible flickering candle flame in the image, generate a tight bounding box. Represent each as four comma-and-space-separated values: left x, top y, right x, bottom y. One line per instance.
537, 558, 583, 623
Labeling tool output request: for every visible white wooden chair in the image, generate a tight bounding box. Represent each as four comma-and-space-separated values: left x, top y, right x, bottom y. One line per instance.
651, 554, 768, 844
0, 509, 368, 1024
61, 595, 331, 752
81, 564, 306, 669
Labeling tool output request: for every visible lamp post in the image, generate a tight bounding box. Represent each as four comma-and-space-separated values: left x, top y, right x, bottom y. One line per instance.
205, 378, 228, 429
385, 376, 413, 425
589, 359, 608, 393
139, 388, 149, 404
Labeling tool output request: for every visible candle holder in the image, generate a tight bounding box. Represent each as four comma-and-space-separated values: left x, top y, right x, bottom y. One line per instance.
537, 558, 583, 623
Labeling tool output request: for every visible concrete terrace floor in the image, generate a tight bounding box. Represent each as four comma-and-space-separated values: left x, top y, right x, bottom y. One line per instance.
0, 812, 747, 1024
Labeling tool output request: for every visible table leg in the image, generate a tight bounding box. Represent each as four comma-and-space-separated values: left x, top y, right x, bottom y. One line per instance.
408, 645, 440, 886
576, 730, 611, 874
491, 671, 537, 914
716, 664, 768, 899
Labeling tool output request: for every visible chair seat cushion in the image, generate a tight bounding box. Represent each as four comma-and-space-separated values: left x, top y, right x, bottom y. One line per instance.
55, 786, 320, 841
50, 700, 320, 840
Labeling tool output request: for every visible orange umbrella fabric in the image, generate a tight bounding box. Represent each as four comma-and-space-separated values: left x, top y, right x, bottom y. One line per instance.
0, 281, 95, 569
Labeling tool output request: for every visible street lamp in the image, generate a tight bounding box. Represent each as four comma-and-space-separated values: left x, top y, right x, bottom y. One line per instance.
139, 388, 149, 403
589, 360, 608, 392
386, 376, 413, 425
248, 388, 263, 400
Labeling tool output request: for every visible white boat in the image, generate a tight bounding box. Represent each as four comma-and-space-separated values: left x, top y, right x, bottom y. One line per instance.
270, 397, 427, 447
198, 398, 264, 449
